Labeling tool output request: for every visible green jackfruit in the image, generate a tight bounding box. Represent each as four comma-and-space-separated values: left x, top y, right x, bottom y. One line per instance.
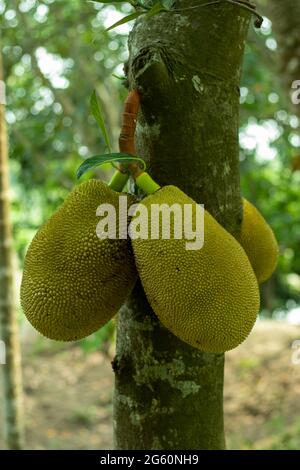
130, 185, 260, 353
240, 199, 279, 284
21, 179, 137, 341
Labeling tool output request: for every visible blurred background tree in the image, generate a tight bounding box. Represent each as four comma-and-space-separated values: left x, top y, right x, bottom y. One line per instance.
1, 0, 132, 353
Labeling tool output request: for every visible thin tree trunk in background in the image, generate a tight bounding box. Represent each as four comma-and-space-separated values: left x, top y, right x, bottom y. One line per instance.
0, 40, 24, 450
259, 0, 300, 119
113, 0, 251, 450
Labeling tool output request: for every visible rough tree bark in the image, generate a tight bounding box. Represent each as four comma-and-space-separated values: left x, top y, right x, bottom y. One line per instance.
259, 0, 300, 119
0, 39, 24, 450
113, 0, 252, 450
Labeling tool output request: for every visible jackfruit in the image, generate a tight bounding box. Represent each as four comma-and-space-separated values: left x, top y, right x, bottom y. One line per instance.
21, 179, 137, 341
240, 199, 278, 284
130, 185, 260, 353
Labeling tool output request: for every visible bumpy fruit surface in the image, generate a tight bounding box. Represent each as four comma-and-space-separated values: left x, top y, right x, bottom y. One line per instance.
131, 186, 260, 353
21, 180, 137, 341
240, 199, 278, 284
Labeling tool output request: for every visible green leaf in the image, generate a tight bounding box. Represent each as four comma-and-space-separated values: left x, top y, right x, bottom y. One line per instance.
90, 91, 111, 152
106, 11, 145, 31
76, 153, 146, 179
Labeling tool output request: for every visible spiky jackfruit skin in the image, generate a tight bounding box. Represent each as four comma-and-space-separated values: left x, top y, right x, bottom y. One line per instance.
21, 180, 137, 341
240, 199, 279, 284
131, 186, 260, 353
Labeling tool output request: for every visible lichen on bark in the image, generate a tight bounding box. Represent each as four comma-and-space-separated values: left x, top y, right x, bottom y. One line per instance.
113, 0, 252, 450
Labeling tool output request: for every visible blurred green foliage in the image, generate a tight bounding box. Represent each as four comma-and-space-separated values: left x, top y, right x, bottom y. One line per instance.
1, 1, 300, 351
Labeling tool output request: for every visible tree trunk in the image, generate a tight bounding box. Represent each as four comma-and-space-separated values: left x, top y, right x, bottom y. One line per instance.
259, 0, 300, 119
113, 0, 251, 450
0, 39, 24, 450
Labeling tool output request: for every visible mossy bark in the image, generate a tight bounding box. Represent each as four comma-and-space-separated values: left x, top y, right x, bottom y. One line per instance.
113, 0, 251, 450
0, 39, 24, 449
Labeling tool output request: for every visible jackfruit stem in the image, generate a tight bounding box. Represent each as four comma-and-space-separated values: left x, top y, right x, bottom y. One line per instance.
108, 169, 129, 192
135, 172, 161, 195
